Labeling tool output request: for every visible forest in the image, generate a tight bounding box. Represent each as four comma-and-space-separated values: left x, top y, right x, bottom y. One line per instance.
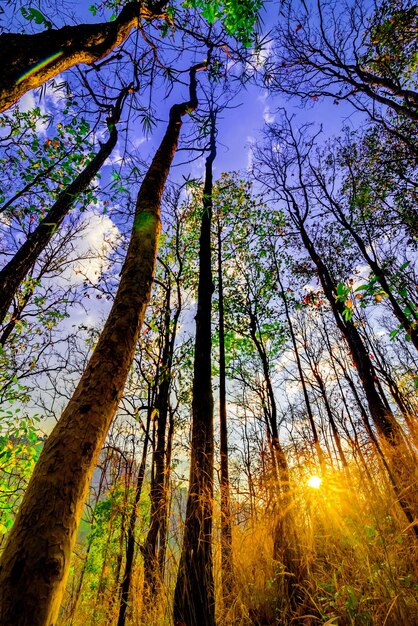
0, 0, 417, 624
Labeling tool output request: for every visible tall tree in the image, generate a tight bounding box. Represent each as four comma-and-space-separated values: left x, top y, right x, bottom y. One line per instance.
0, 62, 204, 626
173, 110, 216, 626
215, 200, 235, 603
268, 0, 418, 123
255, 117, 418, 534
142, 221, 184, 598
116, 405, 152, 626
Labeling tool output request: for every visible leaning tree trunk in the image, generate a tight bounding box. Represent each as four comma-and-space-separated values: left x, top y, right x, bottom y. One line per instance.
316, 182, 418, 350
0, 2, 165, 113
173, 112, 216, 626
0, 88, 127, 327
0, 63, 204, 626
297, 221, 402, 443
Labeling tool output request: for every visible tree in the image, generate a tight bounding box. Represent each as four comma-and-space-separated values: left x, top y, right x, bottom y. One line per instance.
0, 0, 263, 112
0, 86, 128, 326
142, 198, 186, 600
254, 116, 418, 535
214, 182, 235, 603
0, 62, 204, 626
266, 0, 418, 152
0, 2, 166, 113
308, 133, 418, 349
173, 110, 216, 626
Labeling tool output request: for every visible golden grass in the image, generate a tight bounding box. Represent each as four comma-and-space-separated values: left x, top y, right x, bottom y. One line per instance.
61, 448, 418, 626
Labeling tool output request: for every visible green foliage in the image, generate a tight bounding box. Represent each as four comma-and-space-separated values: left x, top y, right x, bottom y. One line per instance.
366, 0, 418, 84
184, 0, 262, 45
0, 404, 43, 533
0, 104, 97, 217
20, 6, 52, 29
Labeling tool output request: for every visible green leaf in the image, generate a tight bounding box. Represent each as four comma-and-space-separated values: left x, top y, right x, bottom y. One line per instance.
20, 7, 52, 29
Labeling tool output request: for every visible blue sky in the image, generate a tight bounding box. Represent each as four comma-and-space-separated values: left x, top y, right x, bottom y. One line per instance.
0, 0, 372, 432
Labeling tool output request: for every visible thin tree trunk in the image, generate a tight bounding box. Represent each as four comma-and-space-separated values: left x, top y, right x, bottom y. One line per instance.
0, 63, 204, 626
248, 310, 304, 608
216, 215, 235, 603
158, 403, 175, 577
296, 224, 418, 534
248, 311, 289, 486
65, 450, 113, 625
173, 112, 216, 626
297, 219, 402, 444
273, 262, 325, 470
0, 88, 127, 327
116, 406, 152, 626
0, 2, 165, 113
142, 278, 181, 596
312, 371, 348, 469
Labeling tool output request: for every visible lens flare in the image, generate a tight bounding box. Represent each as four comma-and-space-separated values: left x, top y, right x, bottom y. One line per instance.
307, 475, 322, 489
16, 51, 64, 85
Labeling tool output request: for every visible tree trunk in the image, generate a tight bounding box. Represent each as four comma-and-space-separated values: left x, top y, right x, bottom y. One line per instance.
0, 2, 165, 113
295, 219, 418, 534
248, 310, 304, 608
273, 261, 325, 470
312, 371, 348, 469
316, 181, 418, 349
173, 112, 216, 626
0, 63, 204, 626
216, 215, 235, 603
0, 89, 126, 327
142, 278, 181, 596
158, 403, 175, 577
65, 449, 113, 625
298, 221, 402, 444
116, 406, 152, 626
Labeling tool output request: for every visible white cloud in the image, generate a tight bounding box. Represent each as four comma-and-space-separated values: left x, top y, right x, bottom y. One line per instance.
246, 135, 255, 171
57, 210, 121, 286
249, 39, 273, 70
132, 135, 149, 148
257, 90, 269, 103
44, 81, 69, 110
263, 106, 275, 124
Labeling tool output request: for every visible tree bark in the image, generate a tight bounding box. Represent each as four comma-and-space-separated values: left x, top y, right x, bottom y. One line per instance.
0, 63, 204, 626
0, 88, 127, 328
0, 2, 166, 113
173, 112, 216, 626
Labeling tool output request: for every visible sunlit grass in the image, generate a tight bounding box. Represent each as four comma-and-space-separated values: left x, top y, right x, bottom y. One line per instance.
61, 449, 418, 626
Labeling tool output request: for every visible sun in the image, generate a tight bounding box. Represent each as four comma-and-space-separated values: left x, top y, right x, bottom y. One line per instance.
307, 475, 322, 489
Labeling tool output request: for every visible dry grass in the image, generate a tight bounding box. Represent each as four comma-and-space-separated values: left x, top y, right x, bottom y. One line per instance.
61, 449, 418, 626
